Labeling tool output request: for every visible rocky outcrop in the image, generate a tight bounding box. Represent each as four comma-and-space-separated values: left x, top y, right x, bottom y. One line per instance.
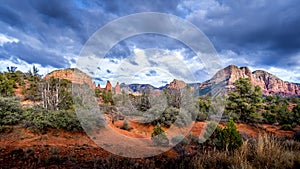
199, 65, 300, 96
115, 82, 121, 94
105, 80, 112, 91
167, 79, 187, 89
45, 68, 93, 86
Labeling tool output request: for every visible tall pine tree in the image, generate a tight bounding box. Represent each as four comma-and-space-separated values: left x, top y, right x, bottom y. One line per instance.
225, 78, 263, 123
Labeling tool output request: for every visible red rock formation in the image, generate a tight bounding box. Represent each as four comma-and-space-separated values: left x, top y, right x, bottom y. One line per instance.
45, 68, 93, 86
97, 84, 102, 90
200, 65, 300, 96
167, 79, 187, 89
115, 82, 121, 94
105, 80, 112, 91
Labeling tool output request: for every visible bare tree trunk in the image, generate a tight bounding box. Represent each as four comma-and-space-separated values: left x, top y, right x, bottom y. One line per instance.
55, 79, 59, 110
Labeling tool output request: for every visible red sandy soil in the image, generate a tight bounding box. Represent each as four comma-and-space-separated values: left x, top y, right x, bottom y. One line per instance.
0, 120, 298, 167
111, 119, 298, 139
0, 127, 111, 162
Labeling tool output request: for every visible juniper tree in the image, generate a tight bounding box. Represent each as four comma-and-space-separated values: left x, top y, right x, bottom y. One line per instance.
225, 78, 263, 123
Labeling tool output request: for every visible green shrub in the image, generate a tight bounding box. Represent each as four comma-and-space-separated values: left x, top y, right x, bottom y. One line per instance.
280, 124, 293, 131
22, 107, 82, 133
219, 118, 243, 151
151, 123, 169, 146
120, 119, 132, 131
292, 104, 300, 125
203, 121, 218, 140
155, 107, 179, 127
171, 135, 189, 146
194, 96, 211, 121
0, 125, 13, 133
0, 97, 23, 125
205, 119, 243, 151
0, 73, 15, 97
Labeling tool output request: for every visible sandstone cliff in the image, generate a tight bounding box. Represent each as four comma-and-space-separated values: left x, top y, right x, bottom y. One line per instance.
167, 79, 187, 89
199, 65, 300, 96
45, 68, 93, 86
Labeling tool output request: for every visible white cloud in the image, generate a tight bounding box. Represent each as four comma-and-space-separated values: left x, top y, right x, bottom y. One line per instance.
75, 47, 211, 87
249, 66, 300, 83
0, 33, 19, 46
218, 50, 253, 67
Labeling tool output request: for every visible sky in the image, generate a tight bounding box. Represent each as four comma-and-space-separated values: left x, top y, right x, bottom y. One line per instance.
0, 0, 300, 87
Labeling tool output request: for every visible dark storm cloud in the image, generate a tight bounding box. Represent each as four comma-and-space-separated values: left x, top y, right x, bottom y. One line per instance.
0, 5, 24, 27
0, 0, 299, 82
1, 42, 68, 68
0, 0, 104, 68
100, 0, 181, 15
0, 0, 184, 68
186, 0, 300, 68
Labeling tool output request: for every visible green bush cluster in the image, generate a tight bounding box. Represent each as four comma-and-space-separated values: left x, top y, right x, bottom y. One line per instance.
280, 124, 293, 131
95, 89, 114, 105
120, 119, 132, 131
151, 123, 169, 146
0, 97, 23, 125
194, 96, 211, 121
171, 135, 189, 146
0, 96, 82, 133
225, 78, 300, 127
263, 96, 300, 126
22, 107, 82, 133
0, 73, 15, 97
204, 119, 243, 151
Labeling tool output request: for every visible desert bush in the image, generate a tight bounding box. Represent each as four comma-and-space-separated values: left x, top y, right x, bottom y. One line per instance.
151, 123, 169, 146
250, 134, 296, 168
194, 96, 211, 121
0, 73, 15, 97
153, 107, 192, 127
171, 135, 189, 146
203, 121, 218, 140
219, 118, 243, 151
292, 104, 300, 125
120, 119, 132, 131
280, 124, 293, 130
173, 109, 193, 127
204, 119, 242, 151
153, 107, 179, 127
0, 97, 23, 125
22, 107, 82, 133
0, 125, 13, 133
294, 130, 300, 141
190, 134, 300, 169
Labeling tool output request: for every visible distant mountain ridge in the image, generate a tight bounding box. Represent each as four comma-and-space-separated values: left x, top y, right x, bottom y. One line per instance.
45, 65, 300, 97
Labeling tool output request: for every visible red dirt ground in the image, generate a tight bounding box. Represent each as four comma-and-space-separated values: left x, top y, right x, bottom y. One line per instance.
0, 120, 298, 167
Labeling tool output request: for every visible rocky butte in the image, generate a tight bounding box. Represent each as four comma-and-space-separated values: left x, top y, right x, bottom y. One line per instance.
167, 79, 187, 89
45, 68, 93, 87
